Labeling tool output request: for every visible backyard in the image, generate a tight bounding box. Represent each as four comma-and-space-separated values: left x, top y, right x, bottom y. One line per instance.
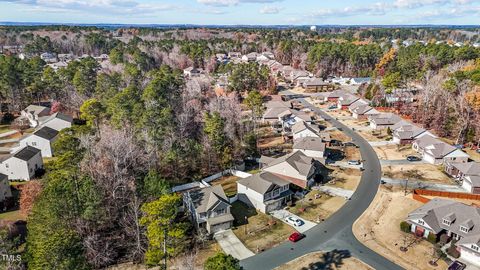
209, 174, 239, 197
230, 201, 293, 253
288, 190, 346, 222
353, 186, 448, 270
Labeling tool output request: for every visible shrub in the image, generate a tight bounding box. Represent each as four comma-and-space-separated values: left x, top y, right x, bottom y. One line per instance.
447, 245, 460, 258
427, 232, 437, 244
400, 221, 411, 233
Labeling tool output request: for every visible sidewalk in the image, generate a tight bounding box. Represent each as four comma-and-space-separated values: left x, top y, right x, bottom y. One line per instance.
213, 229, 254, 260
313, 186, 354, 199
380, 159, 427, 165
369, 141, 397, 147
270, 209, 317, 233
381, 177, 466, 193
329, 161, 363, 170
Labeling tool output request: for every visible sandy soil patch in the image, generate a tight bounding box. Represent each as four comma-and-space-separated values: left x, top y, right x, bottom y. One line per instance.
374, 145, 418, 160
344, 146, 361, 160
353, 186, 448, 270
382, 164, 453, 184
210, 175, 239, 197
275, 251, 373, 270
328, 129, 350, 142
327, 168, 361, 190
357, 129, 390, 142
464, 148, 480, 162
339, 118, 370, 129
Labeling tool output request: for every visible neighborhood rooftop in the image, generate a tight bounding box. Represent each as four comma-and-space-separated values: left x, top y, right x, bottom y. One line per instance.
33, 126, 59, 140
237, 172, 290, 195
13, 146, 41, 161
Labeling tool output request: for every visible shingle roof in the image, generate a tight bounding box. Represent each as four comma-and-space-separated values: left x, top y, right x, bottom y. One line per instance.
40, 112, 73, 126
188, 185, 229, 213
237, 172, 289, 195
424, 143, 456, 159
33, 126, 59, 141
451, 162, 480, 176
293, 137, 326, 152
13, 146, 41, 161
465, 175, 480, 187
24, 105, 49, 115
264, 151, 315, 177
369, 113, 402, 125
408, 198, 480, 246
351, 104, 373, 115
292, 121, 319, 135
393, 124, 426, 140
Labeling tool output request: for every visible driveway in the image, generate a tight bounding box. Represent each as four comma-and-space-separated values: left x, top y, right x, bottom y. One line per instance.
270, 209, 316, 233
241, 98, 403, 270
214, 229, 254, 260
313, 186, 354, 199
329, 161, 363, 170
380, 159, 427, 165
368, 141, 397, 147
381, 177, 467, 193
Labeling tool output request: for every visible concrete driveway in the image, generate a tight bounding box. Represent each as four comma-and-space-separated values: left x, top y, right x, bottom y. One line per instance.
270, 209, 317, 233
214, 229, 254, 260
313, 186, 354, 199
368, 141, 397, 146
380, 159, 427, 165
330, 161, 363, 170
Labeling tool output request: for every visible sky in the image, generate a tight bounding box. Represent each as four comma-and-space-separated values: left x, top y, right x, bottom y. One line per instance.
0, 0, 479, 25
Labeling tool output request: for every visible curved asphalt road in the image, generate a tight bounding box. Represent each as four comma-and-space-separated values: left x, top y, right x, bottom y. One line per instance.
240, 99, 404, 270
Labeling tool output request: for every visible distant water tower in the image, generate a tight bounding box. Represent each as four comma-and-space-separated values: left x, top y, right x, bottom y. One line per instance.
310, 25, 317, 31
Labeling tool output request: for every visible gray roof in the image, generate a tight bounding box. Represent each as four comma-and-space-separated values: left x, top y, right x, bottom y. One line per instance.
465, 175, 480, 187
207, 213, 234, 225
264, 151, 315, 177
13, 146, 41, 161
407, 198, 480, 246
237, 172, 289, 195
264, 100, 291, 109
293, 137, 326, 152
348, 99, 369, 111
327, 90, 350, 99
24, 105, 49, 115
304, 78, 328, 87
393, 124, 426, 140
369, 113, 402, 126
338, 95, 359, 106
292, 121, 319, 135
451, 162, 480, 176
41, 112, 73, 125
0, 173, 7, 182
34, 126, 59, 140
263, 107, 291, 119
259, 155, 276, 165
414, 134, 440, 149
351, 104, 373, 115
424, 142, 457, 159
188, 185, 229, 214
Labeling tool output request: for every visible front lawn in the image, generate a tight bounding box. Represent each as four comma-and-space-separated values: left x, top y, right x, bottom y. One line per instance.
230, 201, 292, 253
288, 191, 346, 222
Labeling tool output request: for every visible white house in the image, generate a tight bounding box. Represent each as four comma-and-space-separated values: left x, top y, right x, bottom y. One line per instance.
15, 126, 59, 158
293, 137, 326, 158
0, 146, 43, 180
368, 113, 402, 130
406, 198, 480, 266
413, 135, 469, 165
20, 105, 50, 128
237, 172, 292, 213
291, 121, 319, 140
39, 112, 73, 131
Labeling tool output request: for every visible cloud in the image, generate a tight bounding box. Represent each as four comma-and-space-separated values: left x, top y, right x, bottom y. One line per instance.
393, 0, 448, 8
197, 0, 282, 7
310, 2, 388, 18
0, 0, 176, 15
259, 5, 281, 14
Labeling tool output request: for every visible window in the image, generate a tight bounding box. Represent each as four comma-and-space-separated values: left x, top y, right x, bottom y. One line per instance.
418, 220, 424, 225
199, 213, 206, 218
32, 142, 37, 146
472, 245, 479, 251
460, 226, 469, 233
5, 163, 8, 168
442, 219, 451, 226
216, 209, 225, 215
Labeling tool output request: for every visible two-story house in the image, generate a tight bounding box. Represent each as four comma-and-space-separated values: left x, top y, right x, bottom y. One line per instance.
183, 185, 234, 234
0, 146, 43, 180
39, 112, 73, 131
14, 126, 59, 158
20, 105, 50, 128
406, 198, 480, 266
237, 172, 293, 213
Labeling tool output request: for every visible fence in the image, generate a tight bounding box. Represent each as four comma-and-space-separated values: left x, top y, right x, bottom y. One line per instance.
412, 192, 430, 204
414, 189, 480, 201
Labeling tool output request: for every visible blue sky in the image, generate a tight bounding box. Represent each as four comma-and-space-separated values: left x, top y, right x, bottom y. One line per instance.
0, 0, 479, 25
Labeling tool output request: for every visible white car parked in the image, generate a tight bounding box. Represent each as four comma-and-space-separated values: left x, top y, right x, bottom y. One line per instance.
285, 216, 304, 227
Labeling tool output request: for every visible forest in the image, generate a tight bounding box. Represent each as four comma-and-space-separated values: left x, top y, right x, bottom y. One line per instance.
0, 25, 480, 269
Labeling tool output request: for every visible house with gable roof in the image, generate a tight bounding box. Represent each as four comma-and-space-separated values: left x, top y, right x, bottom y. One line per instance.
0, 146, 43, 180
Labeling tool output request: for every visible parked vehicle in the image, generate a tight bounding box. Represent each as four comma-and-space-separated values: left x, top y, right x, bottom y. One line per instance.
288, 232, 305, 242
330, 140, 343, 146
406, 156, 421, 162
328, 105, 337, 110
285, 216, 304, 227
344, 142, 358, 148
347, 160, 361, 165
448, 261, 466, 270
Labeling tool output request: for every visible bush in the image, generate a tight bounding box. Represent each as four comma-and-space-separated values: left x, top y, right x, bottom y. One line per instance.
447, 245, 460, 258
204, 252, 241, 270
400, 221, 411, 233
427, 232, 437, 244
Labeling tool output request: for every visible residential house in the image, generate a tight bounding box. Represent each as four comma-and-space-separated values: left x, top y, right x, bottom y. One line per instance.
228, 52, 241, 58
261, 51, 275, 60
413, 135, 469, 165
39, 112, 73, 131
0, 146, 43, 180
95, 54, 109, 61
237, 172, 292, 213
292, 121, 320, 140
324, 90, 351, 102
350, 104, 378, 120
392, 124, 430, 145
278, 109, 312, 129
303, 78, 335, 92
20, 105, 50, 128
15, 126, 59, 158
262, 151, 326, 188
0, 173, 13, 211
337, 94, 359, 110
262, 101, 292, 124
183, 67, 201, 77
347, 99, 369, 112
350, 77, 371, 85
57, 53, 74, 62
368, 113, 402, 130
406, 198, 480, 266
293, 137, 326, 159
40, 52, 57, 63
183, 185, 234, 234
242, 52, 258, 62
46, 61, 68, 71
286, 70, 310, 83
444, 162, 480, 193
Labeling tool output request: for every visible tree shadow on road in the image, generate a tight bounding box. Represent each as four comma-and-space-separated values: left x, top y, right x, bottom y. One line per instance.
300, 249, 351, 270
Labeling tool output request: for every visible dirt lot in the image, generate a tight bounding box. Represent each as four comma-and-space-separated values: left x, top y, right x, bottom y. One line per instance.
340, 118, 370, 129
289, 191, 346, 222
344, 146, 361, 160
327, 168, 361, 190
353, 186, 448, 270
357, 129, 390, 142
382, 164, 453, 184
328, 129, 350, 142
231, 201, 293, 253
374, 144, 418, 160
209, 175, 239, 197
275, 251, 372, 270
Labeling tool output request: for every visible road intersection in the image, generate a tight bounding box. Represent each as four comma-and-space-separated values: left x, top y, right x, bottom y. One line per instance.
240, 98, 404, 270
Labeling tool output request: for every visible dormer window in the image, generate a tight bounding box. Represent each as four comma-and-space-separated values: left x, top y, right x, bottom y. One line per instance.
418, 220, 425, 225
472, 245, 479, 251
442, 219, 451, 226
460, 226, 469, 233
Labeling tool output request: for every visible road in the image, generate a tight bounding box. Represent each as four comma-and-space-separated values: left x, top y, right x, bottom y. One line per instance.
240, 99, 403, 270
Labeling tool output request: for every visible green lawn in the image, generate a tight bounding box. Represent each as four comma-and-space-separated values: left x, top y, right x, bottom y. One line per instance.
0, 210, 25, 221
0, 125, 12, 133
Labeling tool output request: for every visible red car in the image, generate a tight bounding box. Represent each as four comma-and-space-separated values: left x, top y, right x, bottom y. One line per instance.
288, 232, 304, 242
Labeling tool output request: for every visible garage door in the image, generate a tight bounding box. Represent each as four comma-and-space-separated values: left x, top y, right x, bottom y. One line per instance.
211, 222, 231, 233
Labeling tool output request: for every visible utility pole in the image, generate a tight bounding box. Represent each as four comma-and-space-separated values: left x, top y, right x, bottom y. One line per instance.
404, 177, 409, 196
